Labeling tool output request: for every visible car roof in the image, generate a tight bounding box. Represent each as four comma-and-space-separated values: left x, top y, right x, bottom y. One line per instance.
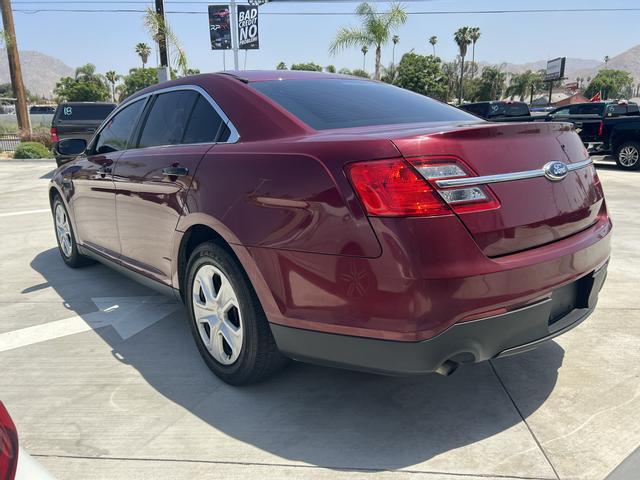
217, 70, 359, 82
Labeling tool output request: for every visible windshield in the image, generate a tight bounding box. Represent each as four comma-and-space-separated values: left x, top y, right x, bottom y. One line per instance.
251, 79, 476, 130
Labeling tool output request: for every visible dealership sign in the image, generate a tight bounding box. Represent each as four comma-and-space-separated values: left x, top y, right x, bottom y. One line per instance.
544, 57, 566, 82
208, 5, 232, 50
237, 4, 259, 49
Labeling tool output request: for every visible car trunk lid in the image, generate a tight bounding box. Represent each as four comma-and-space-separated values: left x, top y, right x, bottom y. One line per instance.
391, 122, 604, 257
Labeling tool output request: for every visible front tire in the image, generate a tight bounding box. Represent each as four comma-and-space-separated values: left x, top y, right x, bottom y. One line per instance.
615, 141, 640, 170
185, 242, 288, 385
52, 196, 93, 268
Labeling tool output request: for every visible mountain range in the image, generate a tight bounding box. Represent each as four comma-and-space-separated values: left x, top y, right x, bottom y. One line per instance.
2, 44, 639, 100
0, 49, 74, 98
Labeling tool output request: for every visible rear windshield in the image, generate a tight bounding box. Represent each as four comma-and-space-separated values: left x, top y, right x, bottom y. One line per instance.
569, 104, 605, 116
486, 103, 529, 117
251, 79, 475, 130
56, 104, 116, 121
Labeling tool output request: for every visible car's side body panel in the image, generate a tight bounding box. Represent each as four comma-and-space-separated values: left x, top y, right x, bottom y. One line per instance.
115, 143, 213, 285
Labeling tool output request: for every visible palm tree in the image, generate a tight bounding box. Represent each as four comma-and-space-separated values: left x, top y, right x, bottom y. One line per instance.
604, 55, 610, 69
454, 27, 472, 104
469, 27, 481, 77
429, 35, 438, 56
74, 63, 100, 81
105, 71, 120, 102
135, 42, 151, 69
329, 2, 408, 81
361, 45, 368, 71
144, 8, 189, 76
506, 70, 544, 103
392, 35, 399, 67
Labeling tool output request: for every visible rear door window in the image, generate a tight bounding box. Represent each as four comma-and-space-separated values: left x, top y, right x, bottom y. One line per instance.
182, 95, 225, 144
93, 99, 146, 154
138, 91, 198, 148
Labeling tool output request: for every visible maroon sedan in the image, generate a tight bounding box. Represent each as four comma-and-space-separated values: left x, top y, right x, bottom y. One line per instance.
50, 71, 611, 385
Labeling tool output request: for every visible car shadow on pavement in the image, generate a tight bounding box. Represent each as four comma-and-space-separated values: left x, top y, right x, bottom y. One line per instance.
28, 247, 564, 471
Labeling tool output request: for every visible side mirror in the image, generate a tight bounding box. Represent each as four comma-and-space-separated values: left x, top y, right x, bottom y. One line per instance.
54, 138, 87, 158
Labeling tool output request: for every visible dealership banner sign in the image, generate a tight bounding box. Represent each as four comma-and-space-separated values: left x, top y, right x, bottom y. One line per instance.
209, 5, 232, 50
237, 4, 259, 49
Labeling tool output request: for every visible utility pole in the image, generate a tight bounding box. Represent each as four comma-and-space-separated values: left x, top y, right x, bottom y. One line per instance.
229, 0, 239, 70
1, 0, 30, 133
154, 0, 169, 82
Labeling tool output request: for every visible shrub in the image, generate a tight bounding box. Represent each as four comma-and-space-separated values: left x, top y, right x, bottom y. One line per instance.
13, 141, 53, 159
20, 130, 53, 149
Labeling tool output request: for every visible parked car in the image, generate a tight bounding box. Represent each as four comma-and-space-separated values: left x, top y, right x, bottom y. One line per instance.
50, 71, 611, 385
0, 402, 55, 480
459, 101, 532, 121
50, 102, 116, 167
29, 105, 56, 115
547, 102, 640, 169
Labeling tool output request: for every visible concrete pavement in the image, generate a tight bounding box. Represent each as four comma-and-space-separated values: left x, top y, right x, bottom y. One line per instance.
0, 159, 638, 480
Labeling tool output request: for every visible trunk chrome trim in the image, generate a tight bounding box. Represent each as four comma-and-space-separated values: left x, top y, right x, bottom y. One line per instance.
435, 158, 593, 188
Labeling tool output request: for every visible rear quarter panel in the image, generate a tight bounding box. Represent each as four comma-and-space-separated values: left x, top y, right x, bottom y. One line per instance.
178, 137, 401, 258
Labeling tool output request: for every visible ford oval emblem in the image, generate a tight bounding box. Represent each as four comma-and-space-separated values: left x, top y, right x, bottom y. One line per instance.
543, 161, 569, 181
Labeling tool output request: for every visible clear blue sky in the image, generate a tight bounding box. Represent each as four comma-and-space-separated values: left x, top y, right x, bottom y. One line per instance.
7, 0, 640, 75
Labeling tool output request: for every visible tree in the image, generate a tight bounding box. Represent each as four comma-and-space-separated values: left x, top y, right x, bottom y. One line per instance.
469, 27, 481, 77
290, 62, 323, 72
604, 55, 610, 69
276, 62, 288, 70
392, 35, 399, 66
54, 63, 109, 102
380, 62, 398, 84
135, 42, 151, 69
351, 69, 370, 78
395, 53, 447, 100
429, 35, 438, 57
507, 70, 544, 103
325, 65, 336, 73
104, 71, 120, 102
329, 2, 407, 81
144, 8, 189, 76
454, 27, 472, 104
338, 68, 352, 75
361, 45, 368, 71
118, 67, 158, 100
585, 69, 634, 100
475, 65, 507, 101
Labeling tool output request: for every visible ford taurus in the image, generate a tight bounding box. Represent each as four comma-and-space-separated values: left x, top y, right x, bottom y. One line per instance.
50, 71, 611, 385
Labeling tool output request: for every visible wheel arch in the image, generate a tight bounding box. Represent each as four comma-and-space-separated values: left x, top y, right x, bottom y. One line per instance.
174, 221, 282, 324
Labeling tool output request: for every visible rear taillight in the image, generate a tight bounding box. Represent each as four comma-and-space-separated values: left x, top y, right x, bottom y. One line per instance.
346, 159, 450, 216
0, 402, 18, 480
50, 127, 59, 143
597, 121, 604, 137
346, 157, 500, 217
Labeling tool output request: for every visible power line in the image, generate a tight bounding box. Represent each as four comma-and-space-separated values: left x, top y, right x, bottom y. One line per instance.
12, 7, 640, 15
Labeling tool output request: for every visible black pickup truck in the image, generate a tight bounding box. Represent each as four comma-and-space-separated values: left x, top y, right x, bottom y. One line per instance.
459, 101, 534, 122
546, 102, 640, 170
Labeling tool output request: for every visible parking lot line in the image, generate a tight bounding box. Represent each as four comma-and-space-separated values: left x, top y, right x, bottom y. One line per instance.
0, 208, 50, 218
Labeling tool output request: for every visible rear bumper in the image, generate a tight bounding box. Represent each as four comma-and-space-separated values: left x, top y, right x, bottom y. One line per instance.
271, 263, 607, 375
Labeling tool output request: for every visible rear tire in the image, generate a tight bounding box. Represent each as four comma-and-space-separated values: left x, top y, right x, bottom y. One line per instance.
52, 196, 94, 268
615, 141, 640, 170
185, 242, 288, 385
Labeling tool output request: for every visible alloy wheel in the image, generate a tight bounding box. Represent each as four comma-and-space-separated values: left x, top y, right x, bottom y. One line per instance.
619, 145, 640, 167
192, 264, 243, 365
54, 203, 73, 258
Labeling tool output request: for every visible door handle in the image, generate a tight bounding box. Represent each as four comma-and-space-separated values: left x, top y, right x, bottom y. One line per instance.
162, 166, 189, 177
97, 166, 112, 176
